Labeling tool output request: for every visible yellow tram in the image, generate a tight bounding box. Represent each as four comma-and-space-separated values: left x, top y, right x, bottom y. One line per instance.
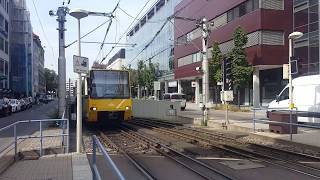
84, 69, 133, 125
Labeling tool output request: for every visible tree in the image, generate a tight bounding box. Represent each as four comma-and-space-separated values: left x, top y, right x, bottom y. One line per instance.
229, 26, 252, 105
44, 68, 58, 92
209, 41, 223, 104
209, 41, 223, 86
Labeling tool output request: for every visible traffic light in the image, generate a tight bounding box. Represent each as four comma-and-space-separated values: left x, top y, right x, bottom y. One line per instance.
223, 58, 232, 91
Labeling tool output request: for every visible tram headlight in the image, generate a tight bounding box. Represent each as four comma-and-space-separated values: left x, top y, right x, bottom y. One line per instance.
125, 106, 130, 110
90, 107, 97, 111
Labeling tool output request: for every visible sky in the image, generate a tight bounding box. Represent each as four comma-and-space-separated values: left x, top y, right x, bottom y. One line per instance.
26, 0, 157, 80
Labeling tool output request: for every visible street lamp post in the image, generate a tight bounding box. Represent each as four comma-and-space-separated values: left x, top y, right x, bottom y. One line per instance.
69, 9, 88, 153
288, 32, 303, 110
69, 8, 114, 153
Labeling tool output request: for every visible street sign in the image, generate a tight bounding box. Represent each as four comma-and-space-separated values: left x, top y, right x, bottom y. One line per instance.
73, 55, 89, 74
154, 81, 160, 91
224, 90, 234, 102
221, 90, 233, 102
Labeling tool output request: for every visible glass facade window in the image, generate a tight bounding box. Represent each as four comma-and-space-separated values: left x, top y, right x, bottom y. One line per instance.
126, 0, 182, 78
4, 20, 7, 32
156, 0, 165, 11
294, 1, 319, 75
4, 40, 7, 54
141, 16, 146, 27
147, 8, 154, 19
0, 37, 4, 51
0, 59, 3, 75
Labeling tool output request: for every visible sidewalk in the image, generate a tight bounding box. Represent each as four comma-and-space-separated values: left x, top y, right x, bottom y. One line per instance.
178, 103, 320, 149
0, 153, 92, 180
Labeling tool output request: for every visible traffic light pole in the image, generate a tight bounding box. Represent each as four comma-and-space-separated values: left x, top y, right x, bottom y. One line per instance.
200, 18, 209, 126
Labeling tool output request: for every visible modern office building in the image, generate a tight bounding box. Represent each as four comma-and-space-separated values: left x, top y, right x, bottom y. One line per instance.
174, 0, 293, 106
107, 48, 125, 70
125, 0, 182, 95
0, 0, 10, 89
10, 0, 33, 96
293, 0, 319, 76
33, 33, 45, 96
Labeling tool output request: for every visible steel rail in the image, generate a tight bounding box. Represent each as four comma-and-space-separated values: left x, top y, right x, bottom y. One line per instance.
99, 131, 156, 180
131, 120, 320, 179
121, 125, 234, 180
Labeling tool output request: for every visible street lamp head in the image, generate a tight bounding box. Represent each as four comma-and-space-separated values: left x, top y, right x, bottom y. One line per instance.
289, 32, 303, 39
69, 8, 89, 19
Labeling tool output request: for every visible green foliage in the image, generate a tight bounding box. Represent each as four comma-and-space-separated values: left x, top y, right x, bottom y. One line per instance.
209, 41, 223, 86
44, 68, 58, 92
136, 60, 158, 92
229, 27, 252, 88
122, 66, 138, 88
137, 60, 146, 87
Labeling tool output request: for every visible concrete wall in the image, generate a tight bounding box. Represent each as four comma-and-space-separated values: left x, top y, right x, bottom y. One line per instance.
133, 99, 181, 121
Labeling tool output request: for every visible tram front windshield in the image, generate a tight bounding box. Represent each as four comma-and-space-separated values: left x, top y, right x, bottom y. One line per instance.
90, 71, 129, 99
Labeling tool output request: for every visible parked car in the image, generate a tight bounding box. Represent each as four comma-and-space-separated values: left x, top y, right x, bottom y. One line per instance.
267, 74, 320, 123
24, 97, 32, 109
19, 99, 27, 110
0, 99, 12, 116
9, 99, 21, 113
163, 93, 187, 110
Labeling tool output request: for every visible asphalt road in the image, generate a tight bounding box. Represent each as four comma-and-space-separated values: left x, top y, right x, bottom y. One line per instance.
0, 100, 58, 151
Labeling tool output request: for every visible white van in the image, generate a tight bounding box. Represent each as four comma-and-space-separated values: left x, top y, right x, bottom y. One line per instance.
163, 93, 187, 110
267, 75, 320, 123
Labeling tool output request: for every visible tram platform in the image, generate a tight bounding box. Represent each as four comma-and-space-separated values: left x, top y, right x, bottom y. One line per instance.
0, 153, 92, 180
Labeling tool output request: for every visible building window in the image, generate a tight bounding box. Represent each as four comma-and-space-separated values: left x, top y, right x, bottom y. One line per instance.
134, 24, 139, 32
140, 16, 146, 27
0, 14, 3, 29
147, 8, 154, 19
238, 3, 246, 17
294, 8, 308, 28
0, 59, 3, 75
4, 20, 7, 33
309, 5, 319, 24
4, 40, 7, 54
156, 0, 165, 12
4, 60, 7, 75
0, 37, 4, 51
128, 30, 134, 37
227, 10, 234, 22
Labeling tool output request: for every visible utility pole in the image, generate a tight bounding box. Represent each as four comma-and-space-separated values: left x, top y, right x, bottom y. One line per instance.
50, 7, 68, 117
200, 17, 210, 126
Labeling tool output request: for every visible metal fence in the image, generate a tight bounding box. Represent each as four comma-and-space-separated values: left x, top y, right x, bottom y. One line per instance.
253, 107, 320, 141
91, 135, 125, 180
0, 114, 69, 159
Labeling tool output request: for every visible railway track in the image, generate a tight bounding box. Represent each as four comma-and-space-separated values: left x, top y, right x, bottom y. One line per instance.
120, 126, 234, 180
99, 131, 156, 180
98, 128, 235, 180
128, 119, 320, 179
